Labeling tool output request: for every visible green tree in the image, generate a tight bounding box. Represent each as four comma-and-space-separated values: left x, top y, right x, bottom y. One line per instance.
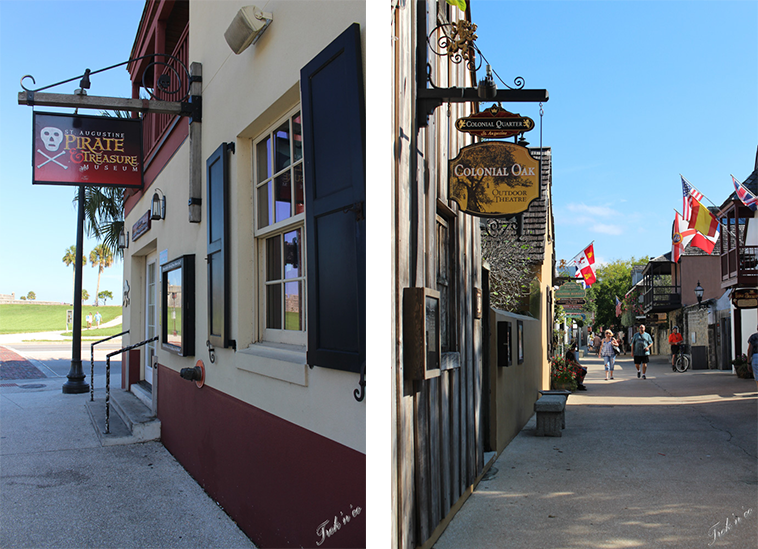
98, 290, 113, 306
81, 289, 90, 304
90, 244, 115, 306
26, 291, 36, 300
587, 257, 648, 330
62, 245, 87, 302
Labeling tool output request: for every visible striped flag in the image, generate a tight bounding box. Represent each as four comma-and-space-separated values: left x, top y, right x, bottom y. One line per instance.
688, 197, 719, 239
681, 175, 703, 222
732, 175, 758, 211
615, 297, 622, 317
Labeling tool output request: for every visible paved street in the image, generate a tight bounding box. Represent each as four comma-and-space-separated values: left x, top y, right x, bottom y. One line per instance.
0, 339, 256, 549
434, 353, 758, 549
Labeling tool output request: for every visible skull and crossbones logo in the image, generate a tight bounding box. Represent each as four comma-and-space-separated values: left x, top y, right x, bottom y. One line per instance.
37, 127, 68, 170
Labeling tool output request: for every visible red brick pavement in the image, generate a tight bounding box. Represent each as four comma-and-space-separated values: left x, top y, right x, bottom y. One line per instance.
0, 346, 45, 381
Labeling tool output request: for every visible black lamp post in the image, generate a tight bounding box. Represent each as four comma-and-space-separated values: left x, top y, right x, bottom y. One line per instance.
695, 280, 704, 308
62, 186, 90, 394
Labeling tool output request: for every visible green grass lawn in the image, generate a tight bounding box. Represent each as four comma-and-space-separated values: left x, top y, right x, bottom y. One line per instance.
0, 304, 122, 334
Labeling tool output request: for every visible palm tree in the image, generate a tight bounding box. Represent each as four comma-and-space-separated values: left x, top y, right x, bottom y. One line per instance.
76, 186, 124, 259
62, 245, 87, 303
90, 244, 114, 306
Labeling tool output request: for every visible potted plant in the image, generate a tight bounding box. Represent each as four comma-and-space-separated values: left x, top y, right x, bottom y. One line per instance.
550, 356, 577, 391
731, 354, 754, 379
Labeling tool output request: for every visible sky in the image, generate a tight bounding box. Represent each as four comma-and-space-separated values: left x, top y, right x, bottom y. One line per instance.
0, 0, 145, 304
0, 0, 756, 305
473, 0, 758, 270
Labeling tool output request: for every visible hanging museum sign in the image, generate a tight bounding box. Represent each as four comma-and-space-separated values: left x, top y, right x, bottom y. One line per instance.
449, 141, 540, 217
32, 111, 143, 188
455, 105, 534, 139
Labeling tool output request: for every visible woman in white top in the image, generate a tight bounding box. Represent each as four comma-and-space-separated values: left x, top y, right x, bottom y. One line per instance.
599, 329, 620, 380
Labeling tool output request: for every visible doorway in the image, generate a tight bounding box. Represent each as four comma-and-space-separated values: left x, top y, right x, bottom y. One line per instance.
145, 254, 158, 385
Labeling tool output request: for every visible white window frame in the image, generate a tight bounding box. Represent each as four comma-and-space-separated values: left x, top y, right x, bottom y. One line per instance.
253, 106, 306, 346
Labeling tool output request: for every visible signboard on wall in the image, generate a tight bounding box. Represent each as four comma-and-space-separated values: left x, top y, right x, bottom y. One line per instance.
449, 141, 540, 217
32, 111, 143, 188
555, 281, 586, 304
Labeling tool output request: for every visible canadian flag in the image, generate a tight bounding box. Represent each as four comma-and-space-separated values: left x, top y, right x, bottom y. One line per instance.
572, 244, 596, 287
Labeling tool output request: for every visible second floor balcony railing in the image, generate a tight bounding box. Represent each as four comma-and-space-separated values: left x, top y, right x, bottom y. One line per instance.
643, 285, 682, 313
721, 244, 758, 286
142, 23, 189, 163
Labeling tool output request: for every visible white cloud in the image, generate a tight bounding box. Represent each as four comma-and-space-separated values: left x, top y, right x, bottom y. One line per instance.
566, 203, 617, 218
590, 223, 624, 236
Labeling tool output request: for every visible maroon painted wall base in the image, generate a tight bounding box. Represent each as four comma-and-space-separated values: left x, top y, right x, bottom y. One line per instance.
157, 365, 366, 548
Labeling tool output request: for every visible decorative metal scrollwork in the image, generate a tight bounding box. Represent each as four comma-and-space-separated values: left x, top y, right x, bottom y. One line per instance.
425, 20, 526, 92
486, 218, 507, 238
484, 216, 523, 238
20, 53, 193, 102
428, 20, 480, 72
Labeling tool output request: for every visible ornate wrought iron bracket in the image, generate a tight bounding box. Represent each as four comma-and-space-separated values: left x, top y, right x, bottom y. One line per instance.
416, 5, 548, 127
483, 216, 523, 238
19, 54, 201, 122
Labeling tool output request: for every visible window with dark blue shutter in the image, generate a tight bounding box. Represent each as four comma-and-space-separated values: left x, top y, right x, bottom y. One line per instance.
206, 142, 232, 349
300, 23, 365, 373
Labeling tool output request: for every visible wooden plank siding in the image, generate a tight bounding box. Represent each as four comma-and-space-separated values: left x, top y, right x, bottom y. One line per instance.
392, 2, 484, 548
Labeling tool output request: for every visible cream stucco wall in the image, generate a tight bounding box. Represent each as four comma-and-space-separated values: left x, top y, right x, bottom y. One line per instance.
123, 0, 366, 453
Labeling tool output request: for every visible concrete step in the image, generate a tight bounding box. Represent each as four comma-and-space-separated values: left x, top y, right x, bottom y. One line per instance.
85, 388, 160, 446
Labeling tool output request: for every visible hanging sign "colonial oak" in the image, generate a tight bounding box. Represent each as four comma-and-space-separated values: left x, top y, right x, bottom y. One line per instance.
448, 141, 539, 217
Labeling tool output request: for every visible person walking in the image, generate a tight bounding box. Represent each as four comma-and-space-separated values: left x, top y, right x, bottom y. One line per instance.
632, 324, 653, 379
599, 329, 619, 380
592, 332, 602, 354
746, 325, 758, 390
668, 326, 684, 371
617, 331, 627, 354
94, 311, 102, 328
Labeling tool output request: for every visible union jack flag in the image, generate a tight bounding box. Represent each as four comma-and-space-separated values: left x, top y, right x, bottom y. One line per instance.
732, 175, 758, 211
681, 175, 703, 222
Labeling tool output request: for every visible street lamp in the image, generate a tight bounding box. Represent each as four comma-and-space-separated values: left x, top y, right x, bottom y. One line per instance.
695, 281, 704, 308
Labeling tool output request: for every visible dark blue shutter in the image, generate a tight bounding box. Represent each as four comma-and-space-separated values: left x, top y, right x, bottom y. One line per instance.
206, 142, 232, 349
301, 23, 365, 373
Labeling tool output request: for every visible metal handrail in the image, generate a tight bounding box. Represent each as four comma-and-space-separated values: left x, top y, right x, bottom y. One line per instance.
103, 336, 158, 434
90, 330, 129, 402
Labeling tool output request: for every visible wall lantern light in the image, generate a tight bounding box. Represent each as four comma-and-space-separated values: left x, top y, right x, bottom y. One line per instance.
224, 6, 273, 55
694, 280, 704, 307
118, 227, 129, 250
151, 188, 166, 221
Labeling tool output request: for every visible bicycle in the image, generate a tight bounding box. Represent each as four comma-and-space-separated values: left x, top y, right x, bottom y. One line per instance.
673, 344, 691, 372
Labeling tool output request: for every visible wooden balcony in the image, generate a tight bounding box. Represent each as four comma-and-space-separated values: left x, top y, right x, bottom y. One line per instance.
721, 244, 758, 288
642, 253, 681, 314
718, 200, 758, 289
142, 23, 189, 164
643, 285, 682, 313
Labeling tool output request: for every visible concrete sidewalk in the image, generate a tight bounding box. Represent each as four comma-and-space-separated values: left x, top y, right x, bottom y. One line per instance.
0, 345, 257, 548
435, 353, 758, 549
